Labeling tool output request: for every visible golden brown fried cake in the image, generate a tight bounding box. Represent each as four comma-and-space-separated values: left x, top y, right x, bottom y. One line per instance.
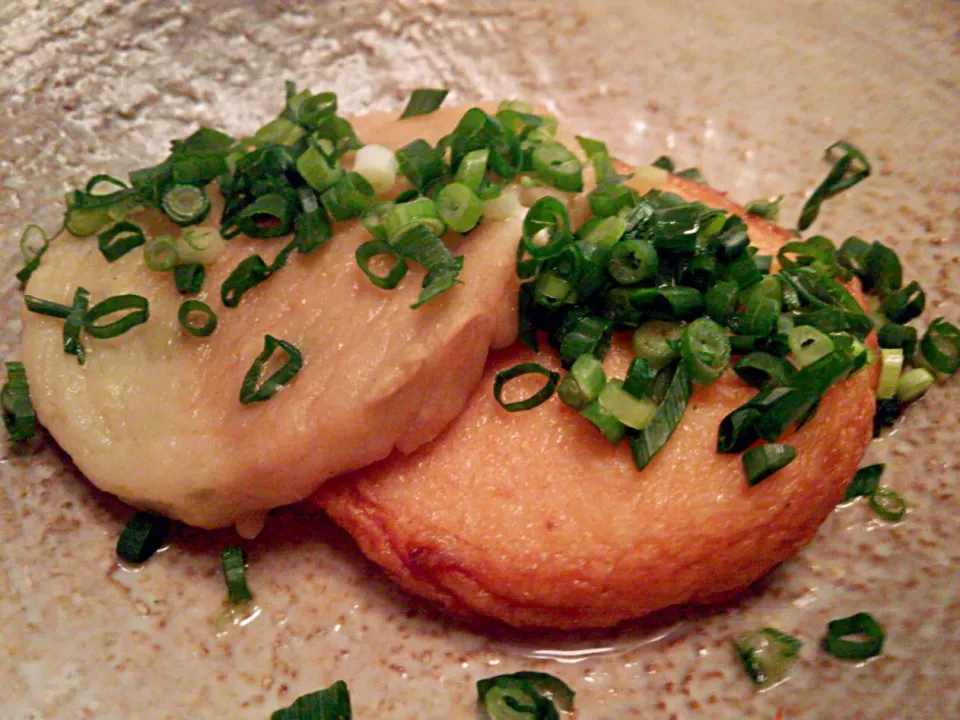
21, 105, 522, 529
315, 175, 879, 629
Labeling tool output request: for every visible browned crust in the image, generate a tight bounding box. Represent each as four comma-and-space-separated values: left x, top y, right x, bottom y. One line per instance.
315, 173, 879, 629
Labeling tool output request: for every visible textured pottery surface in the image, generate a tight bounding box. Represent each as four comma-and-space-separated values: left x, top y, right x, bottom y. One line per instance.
1, 1, 958, 718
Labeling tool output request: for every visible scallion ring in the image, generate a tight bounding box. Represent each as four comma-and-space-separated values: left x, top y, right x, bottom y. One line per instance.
733, 627, 802, 685
437, 182, 483, 233
240, 335, 303, 405
221, 546, 253, 604
869, 487, 906, 522
2, 361, 36, 442
919, 317, 960, 375
493, 362, 559, 412
177, 300, 218, 338
896, 367, 934, 404
144, 235, 180, 272
842, 464, 883, 502
400, 87, 449, 118
63, 287, 90, 365
16, 224, 53, 284
116, 512, 170, 564
632, 320, 682, 370
876, 348, 903, 400
531, 141, 583, 192
83, 294, 149, 339
788, 326, 834, 366
743, 444, 797, 486
557, 354, 606, 410
355, 239, 409, 290
97, 221, 146, 263
161, 184, 211, 226
821, 612, 885, 660
680, 317, 731, 386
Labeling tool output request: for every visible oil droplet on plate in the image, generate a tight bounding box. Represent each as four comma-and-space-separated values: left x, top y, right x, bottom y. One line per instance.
215, 602, 262, 637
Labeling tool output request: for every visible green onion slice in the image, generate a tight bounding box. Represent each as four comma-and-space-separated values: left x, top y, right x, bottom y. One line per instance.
919, 317, 960, 375
651, 155, 675, 171
531, 142, 583, 192
743, 443, 797, 486
821, 612, 885, 660
744, 195, 784, 222
622, 357, 657, 398
437, 182, 483, 233
174, 263, 206, 295
558, 315, 611, 367
116, 512, 170, 564
178, 300, 218, 338
395, 139, 447, 191
144, 235, 180, 272
896, 367, 934, 404
632, 320, 681, 370
877, 323, 917, 361
863, 240, 903, 296
876, 348, 903, 400
161, 184, 211, 226
869, 487, 906, 522
16, 224, 54, 284
221, 546, 253, 604
734, 353, 797, 390
477, 672, 574, 719
270, 680, 352, 720
599, 379, 657, 430
842, 463, 883, 502
221, 255, 273, 308
296, 145, 344, 193
680, 317, 731, 386
608, 239, 658, 285
355, 239, 409, 290
788, 326, 835, 367
881, 280, 925, 324
25, 295, 72, 319
2, 361, 36, 442
733, 627, 802, 685
240, 335, 304, 404
390, 224, 464, 308
630, 363, 692, 470
83, 294, 149, 339
557, 354, 606, 410
400, 87, 449, 118
581, 398, 627, 444
798, 141, 871, 231
64, 287, 90, 365
97, 221, 146, 263
321, 172, 376, 222
384, 197, 446, 240
455, 148, 489, 191
493, 362, 559, 412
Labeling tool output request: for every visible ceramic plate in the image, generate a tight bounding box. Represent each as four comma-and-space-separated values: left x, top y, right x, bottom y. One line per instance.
1, 1, 958, 717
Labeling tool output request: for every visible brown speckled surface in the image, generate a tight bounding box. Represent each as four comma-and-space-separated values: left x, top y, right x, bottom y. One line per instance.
1, 1, 958, 718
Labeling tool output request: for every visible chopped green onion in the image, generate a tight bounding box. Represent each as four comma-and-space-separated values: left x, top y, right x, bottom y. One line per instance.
175, 227, 224, 265
240, 335, 303, 404
869, 487, 906, 522
798, 141, 871, 231
436, 183, 483, 233
296, 146, 344, 193
863, 240, 902, 296
395, 139, 447, 191
558, 315, 611, 366
531, 142, 583, 192
270, 680, 352, 720
580, 399, 627, 444
174, 263, 205, 294
896, 367, 934, 404
842, 464, 883, 502
821, 612, 885, 660
177, 300, 218, 337
477, 672, 574, 719
390, 224, 464, 308
161, 184, 210, 226
221, 546, 253, 604
705, 280, 740, 325
608, 239, 658, 285
384, 197, 446, 239
557, 354, 606, 410
493, 362, 559, 412
483, 190, 523, 221
355, 239, 408, 290
16, 224, 54, 284
63, 287, 90, 365
116, 512, 170, 564
651, 155, 675, 172
743, 443, 797, 486
919, 317, 960, 375
632, 320, 681, 370
455, 148, 489, 191
676, 166, 708, 185
144, 235, 180, 272
623, 357, 656, 398
24, 295, 72, 319
353, 144, 398, 194
881, 280, 925, 323
733, 627, 802, 685
876, 348, 903, 400
837, 235, 872, 276
581, 216, 626, 248
2, 361, 36, 442
400, 87, 449, 118
630, 363, 692, 470
734, 353, 797, 390
249, 116, 305, 147
873, 397, 901, 436
599, 379, 657, 430
744, 195, 784, 222
788, 326, 834, 366
361, 200, 395, 241
83, 295, 149, 339
234, 193, 296, 238
97, 221, 146, 263
718, 387, 791, 453
220, 255, 272, 308
589, 183, 639, 218
876, 323, 917, 360
680, 317, 731, 386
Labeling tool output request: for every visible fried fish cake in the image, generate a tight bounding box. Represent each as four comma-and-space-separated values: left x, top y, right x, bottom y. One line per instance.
21, 105, 521, 529
315, 175, 878, 628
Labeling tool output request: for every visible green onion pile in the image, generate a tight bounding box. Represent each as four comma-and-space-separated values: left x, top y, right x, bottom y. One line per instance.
493, 140, 959, 484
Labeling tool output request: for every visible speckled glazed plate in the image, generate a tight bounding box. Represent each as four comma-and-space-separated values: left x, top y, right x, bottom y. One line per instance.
1, 1, 958, 718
